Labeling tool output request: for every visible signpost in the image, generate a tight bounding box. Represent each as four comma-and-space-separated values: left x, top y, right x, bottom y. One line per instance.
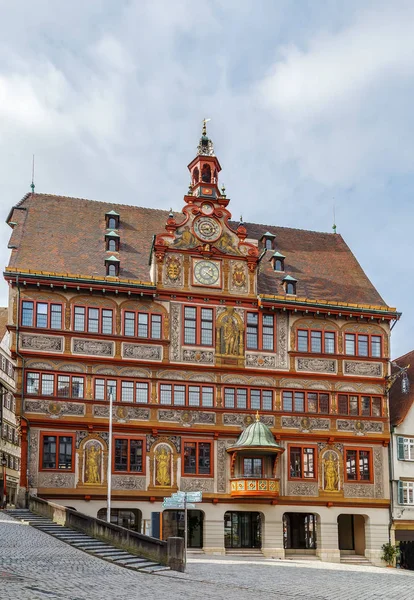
162, 490, 203, 570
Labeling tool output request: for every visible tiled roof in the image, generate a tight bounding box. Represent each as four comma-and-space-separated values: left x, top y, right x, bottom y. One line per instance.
389, 350, 414, 426
6, 193, 387, 307
0, 307, 8, 340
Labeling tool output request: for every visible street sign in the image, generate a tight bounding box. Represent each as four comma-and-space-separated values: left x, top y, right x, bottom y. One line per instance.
171, 491, 186, 500
162, 500, 184, 510
184, 491, 202, 503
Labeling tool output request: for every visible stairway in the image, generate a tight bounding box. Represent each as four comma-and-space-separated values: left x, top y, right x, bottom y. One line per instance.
7, 509, 170, 573
340, 553, 372, 566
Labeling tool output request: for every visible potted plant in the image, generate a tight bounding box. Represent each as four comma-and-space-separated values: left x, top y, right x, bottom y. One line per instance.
381, 543, 397, 567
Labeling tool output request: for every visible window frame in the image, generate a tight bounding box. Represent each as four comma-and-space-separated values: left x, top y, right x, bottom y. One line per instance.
25, 371, 85, 399
182, 439, 213, 477
397, 437, 414, 461
246, 312, 276, 352
182, 305, 214, 347
159, 382, 215, 408
296, 329, 336, 354
21, 300, 63, 330
113, 436, 146, 474
282, 390, 330, 414
337, 393, 383, 417
398, 480, 414, 505
93, 377, 150, 404
223, 386, 273, 411
122, 310, 163, 340
344, 447, 373, 483
344, 332, 383, 358
72, 305, 114, 335
39, 432, 75, 472
287, 444, 318, 481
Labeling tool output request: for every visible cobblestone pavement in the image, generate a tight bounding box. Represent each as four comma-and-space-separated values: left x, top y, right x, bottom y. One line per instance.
2, 512, 414, 600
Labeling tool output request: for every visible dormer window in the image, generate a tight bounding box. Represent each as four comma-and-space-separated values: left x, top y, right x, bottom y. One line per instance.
261, 231, 276, 251
283, 275, 297, 295
106, 210, 120, 230
105, 231, 120, 252
105, 255, 120, 277
271, 252, 285, 272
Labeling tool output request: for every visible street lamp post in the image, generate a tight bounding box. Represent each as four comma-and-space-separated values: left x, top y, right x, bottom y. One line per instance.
106, 391, 114, 523
1, 454, 7, 509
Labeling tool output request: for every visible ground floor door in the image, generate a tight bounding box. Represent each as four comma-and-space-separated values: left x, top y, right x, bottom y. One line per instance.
283, 513, 317, 549
162, 510, 204, 548
224, 511, 262, 549
338, 514, 365, 554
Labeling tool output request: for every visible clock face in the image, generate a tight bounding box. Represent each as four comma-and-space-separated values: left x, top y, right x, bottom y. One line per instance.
193, 260, 221, 287
193, 216, 222, 242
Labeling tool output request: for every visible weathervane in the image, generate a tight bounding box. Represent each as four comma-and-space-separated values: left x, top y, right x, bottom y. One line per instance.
202, 118, 211, 135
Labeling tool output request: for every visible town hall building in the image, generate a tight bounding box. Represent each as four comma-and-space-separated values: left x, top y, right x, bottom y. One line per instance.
4, 123, 399, 564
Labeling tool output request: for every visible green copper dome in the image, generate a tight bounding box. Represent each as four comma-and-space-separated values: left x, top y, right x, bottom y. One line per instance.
227, 415, 284, 454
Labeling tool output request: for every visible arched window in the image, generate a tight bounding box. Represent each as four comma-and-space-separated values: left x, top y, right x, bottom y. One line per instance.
107, 264, 117, 276
108, 217, 117, 229
286, 282, 296, 295
193, 167, 199, 184
274, 259, 283, 271
201, 164, 211, 183
265, 239, 272, 250
107, 239, 117, 252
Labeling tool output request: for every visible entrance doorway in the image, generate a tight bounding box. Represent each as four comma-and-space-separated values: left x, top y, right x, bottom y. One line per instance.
162, 510, 204, 548
338, 514, 365, 555
283, 513, 317, 550
224, 511, 262, 549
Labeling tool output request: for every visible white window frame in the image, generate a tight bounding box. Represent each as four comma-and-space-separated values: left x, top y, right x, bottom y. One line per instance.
398, 480, 414, 505
398, 436, 414, 461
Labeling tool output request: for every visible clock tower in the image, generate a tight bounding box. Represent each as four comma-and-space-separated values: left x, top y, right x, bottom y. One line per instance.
153, 121, 259, 295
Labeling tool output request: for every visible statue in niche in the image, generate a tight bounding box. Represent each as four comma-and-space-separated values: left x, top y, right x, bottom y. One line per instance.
85, 443, 101, 484
323, 451, 339, 492
155, 446, 171, 487
217, 307, 243, 357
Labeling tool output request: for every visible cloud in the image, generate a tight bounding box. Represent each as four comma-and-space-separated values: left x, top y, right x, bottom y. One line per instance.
0, 0, 413, 357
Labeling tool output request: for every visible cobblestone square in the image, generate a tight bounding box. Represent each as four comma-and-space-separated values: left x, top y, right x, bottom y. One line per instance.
2, 513, 414, 600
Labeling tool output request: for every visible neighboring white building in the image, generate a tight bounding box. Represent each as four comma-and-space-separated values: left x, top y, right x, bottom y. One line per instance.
389, 350, 414, 543
0, 307, 19, 506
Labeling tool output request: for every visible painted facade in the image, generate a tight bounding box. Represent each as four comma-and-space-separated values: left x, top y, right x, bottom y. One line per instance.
5, 124, 399, 564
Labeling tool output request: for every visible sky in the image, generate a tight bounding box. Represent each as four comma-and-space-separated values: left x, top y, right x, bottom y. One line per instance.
0, 0, 413, 359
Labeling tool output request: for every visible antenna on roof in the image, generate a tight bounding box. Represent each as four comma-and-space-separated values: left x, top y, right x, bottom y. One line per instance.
30, 154, 35, 194
332, 203, 337, 234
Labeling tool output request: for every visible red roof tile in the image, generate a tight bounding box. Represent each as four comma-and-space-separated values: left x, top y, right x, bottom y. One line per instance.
6, 193, 387, 307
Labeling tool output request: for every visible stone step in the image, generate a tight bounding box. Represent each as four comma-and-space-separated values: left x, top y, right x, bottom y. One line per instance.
139, 565, 171, 573
94, 552, 133, 559
115, 558, 159, 568
74, 544, 115, 551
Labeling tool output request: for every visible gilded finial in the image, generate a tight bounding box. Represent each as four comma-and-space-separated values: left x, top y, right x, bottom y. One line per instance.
255, 410, 260, 422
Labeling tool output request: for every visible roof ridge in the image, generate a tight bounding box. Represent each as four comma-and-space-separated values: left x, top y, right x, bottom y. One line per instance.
392, 349, 414, 362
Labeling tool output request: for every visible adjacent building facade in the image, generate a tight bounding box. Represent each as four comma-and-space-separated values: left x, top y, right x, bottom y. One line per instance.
0, 307, 19, 506
389, 350, 414, 543
4, 125, 399, 564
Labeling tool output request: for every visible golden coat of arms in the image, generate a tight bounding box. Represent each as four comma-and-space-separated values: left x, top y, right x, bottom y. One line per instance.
232, 263, 246, 287
166, 256, 181, 281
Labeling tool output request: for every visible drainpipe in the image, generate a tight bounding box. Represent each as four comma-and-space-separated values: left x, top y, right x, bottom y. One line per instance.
388, 423, 395, 545
15, 274, 29, 506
